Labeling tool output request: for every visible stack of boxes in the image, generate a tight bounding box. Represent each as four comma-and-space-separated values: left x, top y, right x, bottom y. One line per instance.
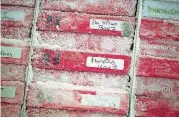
1, 0, 179, 117
26, 0, 137, 117
134, 0, 179, 116
1, 0, 35, 117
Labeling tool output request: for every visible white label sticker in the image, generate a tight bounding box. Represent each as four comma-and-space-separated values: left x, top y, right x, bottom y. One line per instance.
1, 46, 22, 58
1, 86, 16, 98
81, 95, 120, 108
90, 19, 124, 31
1, 10, 25, 21
86, 57, 124, 70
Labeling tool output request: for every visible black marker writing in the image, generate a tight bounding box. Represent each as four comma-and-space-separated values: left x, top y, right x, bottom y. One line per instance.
47, 15, 53, 23
1, 51, 12, 58
53, 53, 60, 65
43, 53, 60, 65
91, 57, 118, 69
91, 19, 118, 31
43, 53, 50, 65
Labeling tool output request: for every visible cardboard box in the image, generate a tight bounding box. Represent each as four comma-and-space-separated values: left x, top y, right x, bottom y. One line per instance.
1, 0, 35, 7
1, 81, 24, 105
136, 57, 179, 79
32, 48, 131, 75
41, 0, 137, 16
33, 67, 128, 89
1, 6, 34, 28
27, 82, 129, 115
140, 18, 179, 41
1, 26, 31, 40
135, 96, 179, 117
27, 107, 125, 117
135, 76, 179, 100
139, 39, 179, 60
37, 11, 135, 37
0, 103, 21, 117
1, 63, 26, 82
38, 31, 133, 56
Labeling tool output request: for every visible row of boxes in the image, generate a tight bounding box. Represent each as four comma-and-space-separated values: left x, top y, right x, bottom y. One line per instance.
1, 0, 137, 117
1, 0, 179, 117
24, 0, 137, 117
1, 41, 29, 117
1, 0, 35, 117
134, 0, 179, 117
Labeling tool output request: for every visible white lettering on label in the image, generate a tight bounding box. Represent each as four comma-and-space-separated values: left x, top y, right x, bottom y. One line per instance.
90, 19, 124, 31
141, 41, 176, 52
138, 83, 172, 93
1, 46, 22, 58
86, 57, 124, 70
1, 86, 16, 98
81, 95, 120, 108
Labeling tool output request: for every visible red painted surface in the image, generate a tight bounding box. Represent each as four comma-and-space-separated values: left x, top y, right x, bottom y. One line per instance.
1, 26, 31, 40
32, 48, 131, 75
1, 63, 26, 82
139, 39, 179, 60
27, 82, 129, 115
1, 81, 24, 105
1, 103, 21, 117
140, 18, 179, 41
1, 6, 34, 28
135, 96, 179, 117
38, 31, 133, 55
135, 76, 179, 100
33, 68, 128, 89
1, 0, 35, 7
27, 107, 125, 117
1, 43, 29, 65
41, 0, 137, 16
136, 57, 179, 79
37, 11, 135, 37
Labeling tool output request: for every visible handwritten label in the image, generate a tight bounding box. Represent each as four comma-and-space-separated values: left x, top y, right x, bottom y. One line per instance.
143, 0, 179, 20
1, 86, 16, 98
1, 46, 22, 58
1, 10, 25, 21
90, 19, 124, 31
86, 57, 124, 70
81, 95, 120, 108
